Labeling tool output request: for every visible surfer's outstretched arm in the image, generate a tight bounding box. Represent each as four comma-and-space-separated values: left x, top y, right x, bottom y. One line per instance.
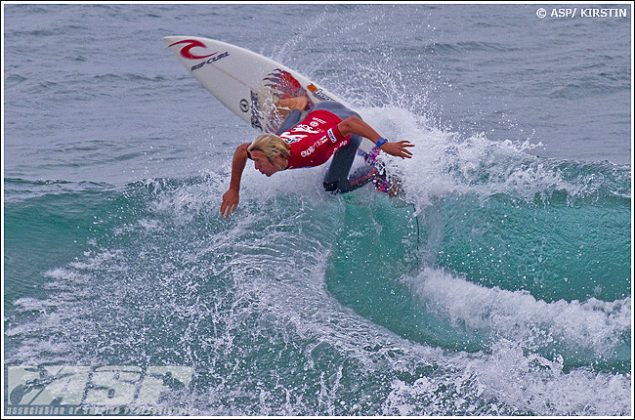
338, 116, 414, 159
220, 142, 250, 218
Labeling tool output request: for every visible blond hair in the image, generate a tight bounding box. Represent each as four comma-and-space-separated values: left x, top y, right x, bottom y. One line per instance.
248, 134, 290, 163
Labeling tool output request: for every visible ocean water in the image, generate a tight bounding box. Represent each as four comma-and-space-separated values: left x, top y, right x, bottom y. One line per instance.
3, 4, 632, 416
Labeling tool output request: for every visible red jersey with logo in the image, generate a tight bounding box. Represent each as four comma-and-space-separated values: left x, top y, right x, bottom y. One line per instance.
278, 110, 351, 169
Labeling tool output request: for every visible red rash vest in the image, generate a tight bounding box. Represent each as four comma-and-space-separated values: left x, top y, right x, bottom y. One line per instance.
278, 110, 351, 169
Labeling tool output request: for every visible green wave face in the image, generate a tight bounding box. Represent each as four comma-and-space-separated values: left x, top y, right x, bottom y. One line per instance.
4, 154, 631, 414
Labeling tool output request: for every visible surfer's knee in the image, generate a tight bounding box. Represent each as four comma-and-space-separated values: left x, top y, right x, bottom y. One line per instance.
337, 116, 364, 138
313, 102, 358, 120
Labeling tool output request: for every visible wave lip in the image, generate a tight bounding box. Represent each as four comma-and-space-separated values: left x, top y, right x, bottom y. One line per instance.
403, 267, 630, 361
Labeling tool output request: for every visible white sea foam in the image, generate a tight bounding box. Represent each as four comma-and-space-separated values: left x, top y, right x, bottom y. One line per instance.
355, 106, 625, 212
401, 266, 630, 357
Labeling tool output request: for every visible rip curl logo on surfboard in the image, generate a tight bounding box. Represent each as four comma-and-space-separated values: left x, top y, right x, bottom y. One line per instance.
168, 39, 230, 71
169, 39, 216, 59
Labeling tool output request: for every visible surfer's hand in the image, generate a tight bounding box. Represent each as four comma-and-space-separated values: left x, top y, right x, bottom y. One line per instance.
220, 189, 239, 218
276, 96, 311, 111
381, 141, 415, 159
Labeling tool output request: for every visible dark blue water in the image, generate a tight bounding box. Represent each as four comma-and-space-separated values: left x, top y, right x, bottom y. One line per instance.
3, 4, 632, 416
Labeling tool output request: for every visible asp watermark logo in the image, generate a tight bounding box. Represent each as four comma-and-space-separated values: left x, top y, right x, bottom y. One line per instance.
536, 7, 629, 19
5, 365, 194, 416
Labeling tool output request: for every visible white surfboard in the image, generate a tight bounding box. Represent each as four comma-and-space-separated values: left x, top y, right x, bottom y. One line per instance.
164, 36, 371, 151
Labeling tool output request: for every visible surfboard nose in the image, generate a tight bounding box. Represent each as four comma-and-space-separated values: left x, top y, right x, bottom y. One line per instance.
163, 36, 188, 47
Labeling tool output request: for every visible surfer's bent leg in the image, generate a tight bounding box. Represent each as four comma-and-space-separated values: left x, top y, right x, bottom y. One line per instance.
313, 102, 375, 194
322, 134, 375, 193
311, 101, 358, 120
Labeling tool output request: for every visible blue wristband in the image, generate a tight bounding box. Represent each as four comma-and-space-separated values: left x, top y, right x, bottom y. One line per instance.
375, 137, 388, 148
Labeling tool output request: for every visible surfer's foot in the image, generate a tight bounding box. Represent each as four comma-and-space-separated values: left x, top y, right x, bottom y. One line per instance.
371, 168, 401, 197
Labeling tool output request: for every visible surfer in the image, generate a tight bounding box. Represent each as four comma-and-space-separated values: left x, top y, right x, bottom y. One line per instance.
220, 96, 414, 217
